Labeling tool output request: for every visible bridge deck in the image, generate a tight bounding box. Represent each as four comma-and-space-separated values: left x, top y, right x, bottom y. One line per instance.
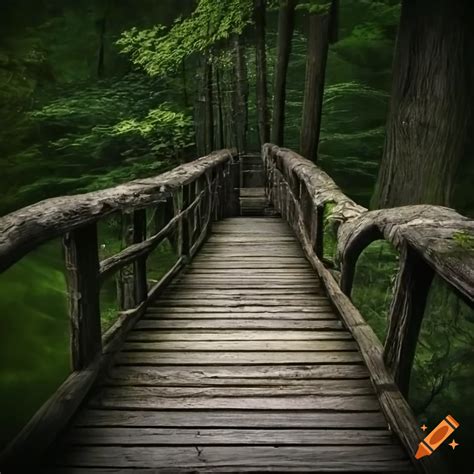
46, 217, 414, 472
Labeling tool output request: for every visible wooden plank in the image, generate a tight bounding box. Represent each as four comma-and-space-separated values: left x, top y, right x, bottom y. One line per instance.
115, 351, 362, 365
51, 446, 412, 471
93, 381, 374, 399
105, 365, 370, 386
145, 306, 333, 314
65, 427, 395, 446
161, 288, 323, 295
144, 312, 337, 320
149, 300, 333, 308
135, 320, 344, 330
74, 409, 388, 429
127, 330, 353, 341
89, 392, 379, 411
121, 340, 357, 352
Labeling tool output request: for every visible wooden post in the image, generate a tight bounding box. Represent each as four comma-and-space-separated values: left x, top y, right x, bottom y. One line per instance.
133, 210, 148, 303
181, 185, 191, 257
383, 244, 435, 397
118, 210, 147, 310
226, 158, 241, 217
64, 223, 102, 371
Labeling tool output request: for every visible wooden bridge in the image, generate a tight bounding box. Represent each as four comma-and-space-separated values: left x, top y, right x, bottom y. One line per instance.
0, 145, 473, 473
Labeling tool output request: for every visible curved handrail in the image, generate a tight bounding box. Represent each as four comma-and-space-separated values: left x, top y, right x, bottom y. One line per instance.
0, 149, 236, 274
264, 144, 473, 474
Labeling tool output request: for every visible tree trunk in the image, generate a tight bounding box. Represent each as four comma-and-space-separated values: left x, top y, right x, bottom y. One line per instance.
182, 59, 189, 108
195, 58, 214, 156
300, 13, 330, 161
233, 35, 249, 153
96, 16, 107, 78
271, 0, 297, 146
204, 59, 214, 154
215, 66, 225, 149
372, 0, 473, 208
255, 0, 270, 146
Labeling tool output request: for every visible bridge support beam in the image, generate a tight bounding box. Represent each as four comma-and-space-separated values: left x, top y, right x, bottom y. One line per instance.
383, 244, 435, 397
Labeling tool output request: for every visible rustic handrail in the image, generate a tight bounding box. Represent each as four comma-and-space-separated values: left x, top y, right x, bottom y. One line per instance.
264, 144, 473, 474
0, 149, 240, 466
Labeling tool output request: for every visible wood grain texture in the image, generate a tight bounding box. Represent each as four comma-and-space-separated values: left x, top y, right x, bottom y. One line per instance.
0, 149, 236, 273
38, 213, 414, 472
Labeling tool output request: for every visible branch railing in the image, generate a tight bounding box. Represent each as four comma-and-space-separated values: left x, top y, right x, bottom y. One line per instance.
0, 149, 240, 466
264, 143, 474, 474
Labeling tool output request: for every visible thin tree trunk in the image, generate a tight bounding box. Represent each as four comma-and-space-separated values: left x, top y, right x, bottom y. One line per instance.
182, 59, 189, 108
255, 0, 270, 146
97, 17, 106, 78
300, 13, 330, 161
204, 58, 214, 154
215, 65, 225, 149
271, 0, 297, 146
233, 35, 249, 153
372, 0, 473, 208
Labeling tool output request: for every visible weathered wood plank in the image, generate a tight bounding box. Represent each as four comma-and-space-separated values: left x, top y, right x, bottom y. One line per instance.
127, 330, 352, 341
52, 446, 412, 470
145, 306, 332, 313
144, 312, 336, 320
121, 340, 357, 352
74, 409, 387, 429
65, 427, 394, 446
115, 351, 362, 365
134, 319, 344, 330
104, 365, 370, 386
89, 392, 378, 411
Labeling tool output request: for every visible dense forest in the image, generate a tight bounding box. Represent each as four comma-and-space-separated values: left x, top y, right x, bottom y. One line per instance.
0, 0, 473, 472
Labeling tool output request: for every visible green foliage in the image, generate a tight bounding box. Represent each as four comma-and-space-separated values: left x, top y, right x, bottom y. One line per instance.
452, 231, 474, 250
409, 277, 474, 472
296, 1, 332, 15
322, 202, 338, 261
351, 241, 400, 342
1, 73, 193, 214
117, 0, 253, 77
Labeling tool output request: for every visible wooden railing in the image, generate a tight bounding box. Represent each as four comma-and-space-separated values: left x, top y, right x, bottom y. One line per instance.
0, 149, 240, 465
264, 144, 474, 474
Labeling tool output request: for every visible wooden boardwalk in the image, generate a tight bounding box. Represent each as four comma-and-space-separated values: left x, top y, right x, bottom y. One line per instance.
46, 217, 414, 472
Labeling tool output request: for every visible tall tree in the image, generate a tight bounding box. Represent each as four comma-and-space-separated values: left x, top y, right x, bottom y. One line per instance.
300, 0, 339, 161
372, 0, 474, 208
271, 0, 297, 146
254, 0, 270, 146
233, 35, 249, 153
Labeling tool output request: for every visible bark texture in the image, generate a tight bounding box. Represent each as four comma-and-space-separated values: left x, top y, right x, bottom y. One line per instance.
300, 13, 330, 161
233, 35, 249, 153
271, 0, 297, 146
255, 0, 270, 146
372, 0, 473, 208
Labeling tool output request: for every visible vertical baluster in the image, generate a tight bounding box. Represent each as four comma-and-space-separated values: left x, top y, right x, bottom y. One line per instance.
64, 223, 102, 370
181, 184, 191, 257
383, 244, 435, 396
133, 210, 148, 304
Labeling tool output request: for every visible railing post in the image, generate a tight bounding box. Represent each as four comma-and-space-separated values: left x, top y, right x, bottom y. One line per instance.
133, 209, 148, 304
383, 244, 435, 396
64, 223, 102, 371
225, 158, 241, 217
181, 184, 191, 258
118, 210, 147, 310
313, 205, 324, 259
